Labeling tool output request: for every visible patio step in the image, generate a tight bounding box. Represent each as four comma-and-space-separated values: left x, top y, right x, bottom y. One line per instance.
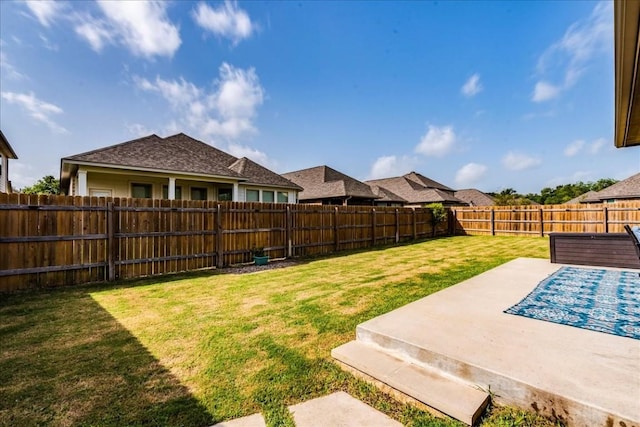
331, 340, 490, 426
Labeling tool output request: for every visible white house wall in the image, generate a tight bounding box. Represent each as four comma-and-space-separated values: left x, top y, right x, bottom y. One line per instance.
0, 154, 7, 193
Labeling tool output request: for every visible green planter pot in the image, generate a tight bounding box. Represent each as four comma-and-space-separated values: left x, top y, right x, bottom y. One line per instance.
254, 255, 269, 266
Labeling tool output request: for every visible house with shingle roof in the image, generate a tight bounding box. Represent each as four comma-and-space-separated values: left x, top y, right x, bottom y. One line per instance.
581, 172, 640, 203
564, 190, 599, 205
60, 133, 301, 202
366, 172, 466, 207
454, 189, 495, 206
282, 165, 379, 205
0, 130, 18, 193
367, 184, 407, 207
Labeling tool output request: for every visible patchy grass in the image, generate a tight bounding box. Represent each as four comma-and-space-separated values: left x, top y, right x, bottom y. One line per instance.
0, 236, 551, 426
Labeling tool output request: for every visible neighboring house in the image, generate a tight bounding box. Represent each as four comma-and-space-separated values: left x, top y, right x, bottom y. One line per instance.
282, 165, 379, 205
60, 133, 301, 202
368, 184, 407, 207
0, 130, 18, 193
454, 189, 495, 206
565, 190, 599, 205
582, 172, 640, 203
366, 172, 466, 207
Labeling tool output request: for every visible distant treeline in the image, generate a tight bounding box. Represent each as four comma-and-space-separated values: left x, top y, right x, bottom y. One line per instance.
488, 179, 618, 206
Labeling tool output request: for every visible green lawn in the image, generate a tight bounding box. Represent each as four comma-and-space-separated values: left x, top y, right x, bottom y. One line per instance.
0, 236, 557, 427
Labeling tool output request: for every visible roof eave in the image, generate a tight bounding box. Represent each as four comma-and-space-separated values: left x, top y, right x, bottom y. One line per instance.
615, 0, 640, 148
0, 130, 18, 159
60, 159, 249, 182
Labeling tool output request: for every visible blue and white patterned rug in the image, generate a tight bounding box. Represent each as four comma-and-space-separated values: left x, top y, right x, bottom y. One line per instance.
505, 266, 640, 340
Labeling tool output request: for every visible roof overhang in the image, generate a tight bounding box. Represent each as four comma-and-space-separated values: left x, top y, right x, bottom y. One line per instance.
0, 130, 18, 159
614, 0, 640, 148
59, 158, 249, 193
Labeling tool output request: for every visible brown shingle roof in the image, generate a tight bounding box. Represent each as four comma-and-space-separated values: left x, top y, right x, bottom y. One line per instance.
404, 171, 454, 192
366, 172, 464, 205
367, 184, 407, 203
583, 173, 640, 202
61, 133, 300, 191
282, 165, 379, 201
64, 133, 242, 177
565, 190, 599, 205
454, 189, 495, 206
228, 157, 302, 190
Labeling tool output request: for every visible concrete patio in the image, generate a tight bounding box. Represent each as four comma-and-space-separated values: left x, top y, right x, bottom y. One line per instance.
333, 258, 640, 426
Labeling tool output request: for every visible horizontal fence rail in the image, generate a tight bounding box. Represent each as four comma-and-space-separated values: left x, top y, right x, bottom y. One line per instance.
0, 193, 447, 291
451, 202, 640, 236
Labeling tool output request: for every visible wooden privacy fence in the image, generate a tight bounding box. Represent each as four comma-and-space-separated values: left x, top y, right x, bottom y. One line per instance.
0, 193, 445, 291
451, 202, 640, 236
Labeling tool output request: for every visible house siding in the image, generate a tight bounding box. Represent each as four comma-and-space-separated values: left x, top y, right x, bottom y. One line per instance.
67, 167, 298, 202
0, 154, 7, 193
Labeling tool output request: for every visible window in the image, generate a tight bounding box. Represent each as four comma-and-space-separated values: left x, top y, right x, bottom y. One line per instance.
131, 183, 152, 199
191, 187, 208, 201
90, 189, 112, 197
246, 189, 259, 202
162, 185, 182, 200
277, 191, 289, 203
218, 187, 233, 201
262, 191, 274, 203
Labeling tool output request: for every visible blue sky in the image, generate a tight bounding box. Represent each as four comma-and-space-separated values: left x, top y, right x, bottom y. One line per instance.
1, 0, 638, 194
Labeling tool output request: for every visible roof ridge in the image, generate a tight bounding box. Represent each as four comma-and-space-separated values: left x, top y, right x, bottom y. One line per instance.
63, 133, 161, 160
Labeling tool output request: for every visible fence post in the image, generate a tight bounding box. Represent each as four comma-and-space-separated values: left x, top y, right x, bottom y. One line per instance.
490, 209, 495, 236
371, 208, 376, 246
286, 205, 292, 258
216, 204, 224, 268
603, 206, 609, 233
334, 207, 340, 251
539, 208, 544, 237
412, 208, 417, 240
395, 209, 400, 243
107, 202, 115, 281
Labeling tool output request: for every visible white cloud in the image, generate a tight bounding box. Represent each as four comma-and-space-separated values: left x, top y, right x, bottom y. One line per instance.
126, 123, 153, 137
502, 151, 541, 171
564, 139, 585, 157
192, 1, 254, 45
74, 1, 181, 58
227, 143, 273, 168
24, 0, 63, 27
461, 74, 482, 97
589, 137, 606, 154
9, 161, 39, 191
532, 81, 560, 102
74, 16, 114, 52
1, 91, 67, 133
415, 125, 456, 157
368, 155, 418, 180
546, 170, 593, 187
455, 163, 487, 187
0, 51, 26, 80
533, 2, 612, 102
39, 34, 59, 51
135, 62, 264, 141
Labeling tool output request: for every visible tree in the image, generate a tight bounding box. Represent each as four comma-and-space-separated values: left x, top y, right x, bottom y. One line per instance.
21, 175, 60, 195
426, 203, 447, 237
528, 179, 618, 205
492, 188, 532, 206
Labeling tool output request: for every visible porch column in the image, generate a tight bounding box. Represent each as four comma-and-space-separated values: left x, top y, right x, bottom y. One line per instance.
78, 170, 87, 196
168, 177, 176, 200
232, 182, 239, 201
